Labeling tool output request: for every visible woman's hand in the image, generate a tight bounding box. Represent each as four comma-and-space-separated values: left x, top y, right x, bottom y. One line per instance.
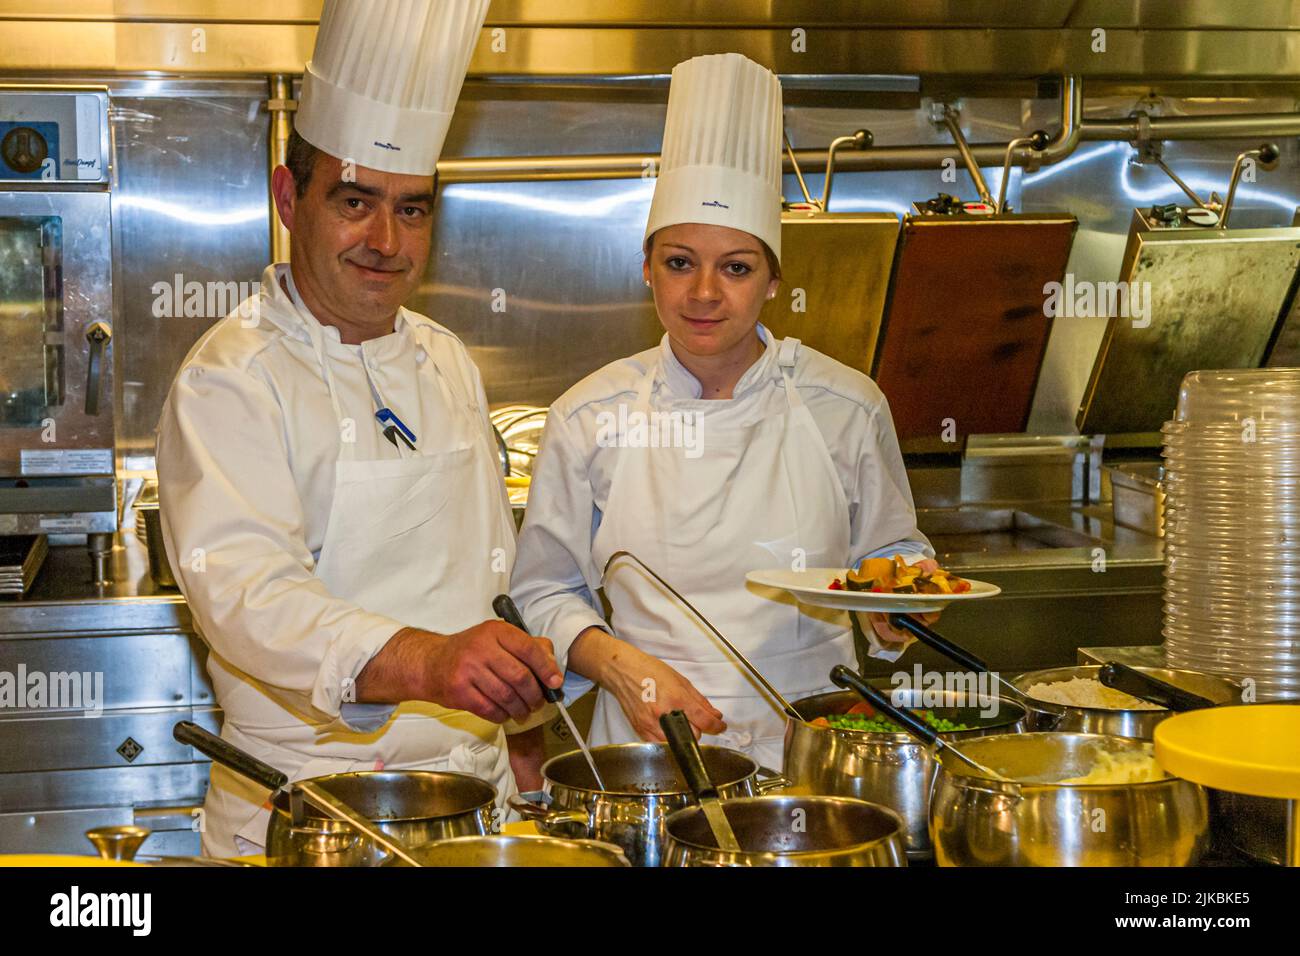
867, 558, 942, 645
570, 626, 726, 742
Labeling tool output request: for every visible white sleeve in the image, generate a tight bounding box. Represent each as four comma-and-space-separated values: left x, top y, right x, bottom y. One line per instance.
157, 361, 407, 732
509, 407, 609, 682
849, 397, 934, 568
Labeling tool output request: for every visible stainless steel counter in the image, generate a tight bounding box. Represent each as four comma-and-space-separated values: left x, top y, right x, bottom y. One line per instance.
0, 532, 214, 858
0, 531, 190, 635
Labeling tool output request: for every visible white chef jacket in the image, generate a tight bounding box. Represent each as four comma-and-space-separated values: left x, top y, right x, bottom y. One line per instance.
511, 324, 933, 683
157, 265, 523, 854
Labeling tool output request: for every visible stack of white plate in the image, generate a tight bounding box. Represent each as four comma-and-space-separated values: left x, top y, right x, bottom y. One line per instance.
1161, 368, 1300, 701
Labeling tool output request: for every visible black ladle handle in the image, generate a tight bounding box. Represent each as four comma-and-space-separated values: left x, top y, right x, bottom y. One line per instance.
887, 613, 992, 674
174, 720, 288, 791
828, 664, 940, 748
659, 710, 718, 800
1098, 662, 1215, 711
493, 593, 562, 704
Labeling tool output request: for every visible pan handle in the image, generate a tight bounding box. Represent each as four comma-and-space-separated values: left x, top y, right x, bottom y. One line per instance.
1098, 662, 1215, 711
507, 795, 589, 832
173, 720, 288, 791
754, 766, 791, 794
886, 613, 992, 674
493, 593, 563, 705
659, 710, 718, 800
829, 664, 941, 748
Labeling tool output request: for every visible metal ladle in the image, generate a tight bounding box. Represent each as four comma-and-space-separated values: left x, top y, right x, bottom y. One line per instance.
602, 550, 807, 722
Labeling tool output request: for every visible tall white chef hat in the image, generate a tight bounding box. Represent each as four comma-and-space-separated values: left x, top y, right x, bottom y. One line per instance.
644, 53, 785, 263
295, 0, 490, 177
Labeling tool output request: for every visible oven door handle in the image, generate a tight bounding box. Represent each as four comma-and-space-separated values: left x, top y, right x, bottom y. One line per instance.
84, 321, 112, 416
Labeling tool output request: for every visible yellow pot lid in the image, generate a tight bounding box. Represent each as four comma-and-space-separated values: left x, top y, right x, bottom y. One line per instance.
1154, 705, 1300, 799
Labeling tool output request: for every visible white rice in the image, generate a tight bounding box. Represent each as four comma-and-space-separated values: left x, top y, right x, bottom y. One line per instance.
1025, 676, 1165, 711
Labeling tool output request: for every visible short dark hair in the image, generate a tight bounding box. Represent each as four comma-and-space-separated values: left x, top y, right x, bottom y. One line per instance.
285, 128, 321, 198
644, 229, 782, 281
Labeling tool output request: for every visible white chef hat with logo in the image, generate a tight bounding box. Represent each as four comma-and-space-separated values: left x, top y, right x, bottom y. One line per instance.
644, 52, 785, 262
295, 0, 490, 177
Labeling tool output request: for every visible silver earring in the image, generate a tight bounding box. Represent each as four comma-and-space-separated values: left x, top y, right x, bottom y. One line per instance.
645, 280, 652, 288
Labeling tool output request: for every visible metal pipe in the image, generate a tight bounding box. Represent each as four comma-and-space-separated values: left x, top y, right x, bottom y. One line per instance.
1153, 157, 1210, 210
941, 107, 995, 206
436, 75, 1082, 183
431, 76, 1299, 185
267, 74, 293, 263
783, 130, 816, 206
1219, 143, 1280, 229
821, 129, 870, 212
1081, 112, 1300, 141
997, 135, 1038, 213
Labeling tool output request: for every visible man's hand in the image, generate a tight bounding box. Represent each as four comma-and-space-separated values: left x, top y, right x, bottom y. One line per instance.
355, 621, 562, 724
867, 558, 942, 645
425, 620, 562, 723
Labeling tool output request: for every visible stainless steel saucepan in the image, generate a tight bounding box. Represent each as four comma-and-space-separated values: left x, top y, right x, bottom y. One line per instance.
510, 741, 787, 867
173, 721, 494, 866
828, 666, 1209, 866
783, 683, 1026, 858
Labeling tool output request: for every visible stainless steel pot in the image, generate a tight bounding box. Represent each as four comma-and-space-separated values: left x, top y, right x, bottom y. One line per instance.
265, 770, 495, 867
663, 795, 907, 867
509, 742, 786, 867
783, 687, 1027, 859
386, 834, 630, 867
173, 720, 495, 867
929, 732, 1210, 866
1011, 665, 1241, 738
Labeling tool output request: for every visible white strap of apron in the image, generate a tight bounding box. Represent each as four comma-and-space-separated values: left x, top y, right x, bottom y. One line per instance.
777, 336, 806, 411
282, 268, 354, 461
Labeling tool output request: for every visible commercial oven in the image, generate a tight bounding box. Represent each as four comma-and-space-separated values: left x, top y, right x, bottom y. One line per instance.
0, 88, 116, 581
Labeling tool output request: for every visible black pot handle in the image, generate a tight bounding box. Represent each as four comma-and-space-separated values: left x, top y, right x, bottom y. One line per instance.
1098, 662, 1215, 711
173, 720, 288, 791
887, 613, 992, 674
659, 710, 718, 800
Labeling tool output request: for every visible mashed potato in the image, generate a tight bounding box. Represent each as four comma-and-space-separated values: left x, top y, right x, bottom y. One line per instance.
1057, 748, 1166, 785
1026, 676, 1164, 711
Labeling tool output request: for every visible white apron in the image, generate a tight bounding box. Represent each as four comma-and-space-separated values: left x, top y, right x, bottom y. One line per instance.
201, 285, 517, 857
589, 336, 856, 770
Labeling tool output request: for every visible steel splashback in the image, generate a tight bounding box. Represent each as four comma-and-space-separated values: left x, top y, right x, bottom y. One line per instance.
760, 211, 900, 374
1076, 212, 1300, 436
872, 212, 1078, 442
9, 2, 1300, 81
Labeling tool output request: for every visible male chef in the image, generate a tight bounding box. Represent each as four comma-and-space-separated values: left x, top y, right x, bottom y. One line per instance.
157, 0, 559, 857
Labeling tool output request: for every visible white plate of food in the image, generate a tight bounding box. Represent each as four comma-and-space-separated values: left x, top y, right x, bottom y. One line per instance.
746, 555, 1000, 614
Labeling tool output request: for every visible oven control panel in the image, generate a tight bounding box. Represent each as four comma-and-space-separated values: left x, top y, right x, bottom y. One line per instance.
0, 89, 110, 184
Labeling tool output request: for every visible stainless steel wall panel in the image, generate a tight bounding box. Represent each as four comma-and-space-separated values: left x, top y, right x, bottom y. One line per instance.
0, 633, 203, 713
0, 707, 213, 774
108, 87, 270, 465
0, 760, 211, 815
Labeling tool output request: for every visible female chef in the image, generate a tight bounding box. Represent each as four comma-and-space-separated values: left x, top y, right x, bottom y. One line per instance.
510, 52, 935, 769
